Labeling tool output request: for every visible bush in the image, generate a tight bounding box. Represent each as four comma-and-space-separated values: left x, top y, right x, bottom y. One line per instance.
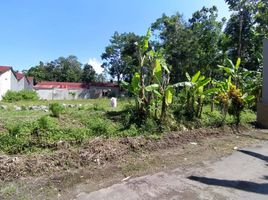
37, 116, 54, 130
6, 124, 22, 137
49, 103, 64, 118
2, 90, 39, 102
20, 90, 39, 101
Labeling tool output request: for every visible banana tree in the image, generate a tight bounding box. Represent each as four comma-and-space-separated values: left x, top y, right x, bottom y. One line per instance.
144, 56, 175, 120
121, 28, 176, 122
218, 57, 251, 90
177, 71, 217, 118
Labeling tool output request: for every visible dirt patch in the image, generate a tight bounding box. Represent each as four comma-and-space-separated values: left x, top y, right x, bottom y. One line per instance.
0, 125, 252, 182
0, 126, 267, 199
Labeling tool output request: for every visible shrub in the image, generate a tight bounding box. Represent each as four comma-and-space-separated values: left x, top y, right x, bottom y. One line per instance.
120, 124, 139, 137
6, 124, 21, 137
20, 90, 39, 101
227, 85, 245, 125
49, 103, 64, 118
2, 90, 39, 102
37, 116, 54, 130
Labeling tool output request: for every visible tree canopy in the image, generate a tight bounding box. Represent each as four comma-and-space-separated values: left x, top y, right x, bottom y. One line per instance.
26, 55, 102, 83
101, 0, 266, 84
25, 1, 266, 85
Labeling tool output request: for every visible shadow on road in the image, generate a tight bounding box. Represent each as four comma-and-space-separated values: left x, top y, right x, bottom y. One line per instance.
188, 150, 268, 195
188, 176, 268, 195
237, 150, 268, 162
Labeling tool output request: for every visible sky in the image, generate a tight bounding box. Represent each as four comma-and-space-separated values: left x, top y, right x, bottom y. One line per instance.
0, 0, 230, 73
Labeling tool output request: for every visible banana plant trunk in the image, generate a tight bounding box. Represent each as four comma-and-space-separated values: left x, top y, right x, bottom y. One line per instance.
161, 95, 167, 120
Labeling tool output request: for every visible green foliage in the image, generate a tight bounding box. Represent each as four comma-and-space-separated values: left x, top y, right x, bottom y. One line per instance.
2, 0, 267, 154
0, 97, 257, 155
2, 90, 39, 102
69, 92, 76, 100
122, 29, 177, 124
49, 103, 64, 118
101, 32, 141, 82
6, 124, 21, 137
37, 116, 54, 131
215, 77, 254, 125
81, 64, 96, 83
26, 56, 100, 83
177, 71, 215, 119
151, 7, 224, 83
228, 84, 247, 124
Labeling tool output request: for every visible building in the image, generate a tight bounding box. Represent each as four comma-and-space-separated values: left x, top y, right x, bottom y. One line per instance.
34, 81, 119, 100
16, 72, 34, 91
0, 66, 34, 100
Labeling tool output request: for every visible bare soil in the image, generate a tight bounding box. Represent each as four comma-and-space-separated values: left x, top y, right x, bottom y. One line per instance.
0, 126, 268, 200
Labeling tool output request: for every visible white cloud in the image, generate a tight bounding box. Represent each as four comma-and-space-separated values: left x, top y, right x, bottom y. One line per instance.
88, 58, 104, 74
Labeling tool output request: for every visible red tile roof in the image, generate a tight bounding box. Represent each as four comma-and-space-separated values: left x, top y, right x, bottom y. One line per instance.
34, 81, 118, 89
16, 72, 24, 80
0, 66, 12, 75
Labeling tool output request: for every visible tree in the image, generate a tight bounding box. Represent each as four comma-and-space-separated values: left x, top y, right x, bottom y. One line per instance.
151, 13, 197, 83
122, 29, 177, 123
189, 6, 225, 77
151, 7, 224, 83
81, 64, 96, 83
101, 32, 141, 83
53, 55, 82, 82
27, 61, 55, 82
255, 0, 268, 36
26, 55, 83, 82
224, 0, 260, 71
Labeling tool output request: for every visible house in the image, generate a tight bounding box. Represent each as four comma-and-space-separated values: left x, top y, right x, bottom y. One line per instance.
16, 72, 34, 91
0, 66, 34, 100
34, 81, 119, 100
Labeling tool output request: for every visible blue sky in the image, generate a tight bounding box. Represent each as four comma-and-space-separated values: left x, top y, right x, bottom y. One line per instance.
0, 0, 230, 73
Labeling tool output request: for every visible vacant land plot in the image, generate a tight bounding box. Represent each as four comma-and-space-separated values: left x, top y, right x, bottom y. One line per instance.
0, 99, 131, 154
0, 98, 256, 155
0, 98, 259, 199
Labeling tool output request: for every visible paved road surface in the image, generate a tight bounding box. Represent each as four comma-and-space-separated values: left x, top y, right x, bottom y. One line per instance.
76, 142, 268, 200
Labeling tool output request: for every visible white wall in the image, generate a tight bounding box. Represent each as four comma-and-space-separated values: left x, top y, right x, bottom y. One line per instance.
10, 71, 19, 92
36, 89, 53, 100
0, 70, 29, 100
17, 78, 25, 91
35, 87, 120, 100
17, 77, 33, 91
37, 88, 86, 100
25, 80, 34, 90
0, 70, 12, 100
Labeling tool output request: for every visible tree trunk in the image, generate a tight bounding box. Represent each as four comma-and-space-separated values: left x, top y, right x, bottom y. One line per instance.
211, 95, 215, 112
238, 10, 243, 58
161, 96, 167, 120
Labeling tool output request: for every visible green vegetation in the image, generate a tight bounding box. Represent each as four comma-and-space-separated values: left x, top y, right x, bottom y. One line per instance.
2, 90, 39, 102
120, 29, 255, 128
0, 98, 256, 155
0, 0, 265, 155
49, 103, 64, 118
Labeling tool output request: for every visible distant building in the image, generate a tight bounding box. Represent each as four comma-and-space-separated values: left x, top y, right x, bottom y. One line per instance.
34, 81, 119, 100
0, 66, 34, 100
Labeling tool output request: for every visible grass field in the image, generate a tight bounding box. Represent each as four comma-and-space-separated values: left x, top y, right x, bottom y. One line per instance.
0, 98, 256, 155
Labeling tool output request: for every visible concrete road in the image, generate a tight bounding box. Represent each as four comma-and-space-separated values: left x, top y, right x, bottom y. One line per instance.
76, 142, 268, 200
